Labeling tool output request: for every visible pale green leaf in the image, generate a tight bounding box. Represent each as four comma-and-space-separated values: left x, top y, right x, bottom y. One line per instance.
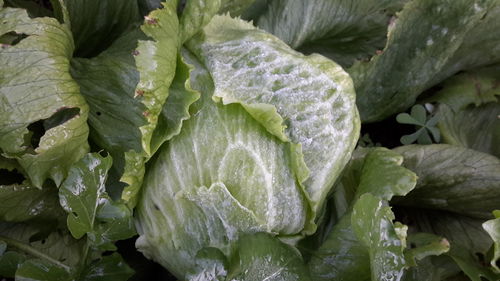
187, 15, 360, 215
0, 5, 89, 187
135, 52, 310, 279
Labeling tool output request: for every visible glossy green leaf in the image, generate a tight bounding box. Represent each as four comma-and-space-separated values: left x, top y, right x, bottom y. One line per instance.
79, 253, 134, 281
393, 144, 500, 219
483, 214, 500, 273
187, 15, 360, 215
308, 148, 416, 281
227, 233, 312, 281
0, 4, 89, 187
350, 0, 499, 122
248, 0, 406, 68
59, 153, 135, 249
352, 194, 406, 281
64, 0, 141, 57
136, 52, 310, 278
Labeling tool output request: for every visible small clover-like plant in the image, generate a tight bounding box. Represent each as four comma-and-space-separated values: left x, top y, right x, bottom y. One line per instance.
396, 104, 440, 145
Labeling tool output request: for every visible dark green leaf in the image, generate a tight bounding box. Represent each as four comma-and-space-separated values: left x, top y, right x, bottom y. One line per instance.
64, 0, 142, 57
393, 145, 500, 219
227, 233, 312, 281
79, 253, 134, 281
248, 0, 406, 68
0, 181, 65, 223
15, 259, 71, 281
350, 0, 499, 122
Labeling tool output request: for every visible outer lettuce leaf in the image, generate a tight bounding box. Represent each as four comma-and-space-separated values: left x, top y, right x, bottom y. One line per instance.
0, 3, 89, 187
70, 29, 147, 197
350, 0, 499, 122
64, 0, 141, 58
308, 148, 417, 281
187, 15, 360, 216
120, 1, 181, 206
393, 145, 500, 219
429, 67, 500, 158
248, 0, 406, 67
136, 51, 310, 279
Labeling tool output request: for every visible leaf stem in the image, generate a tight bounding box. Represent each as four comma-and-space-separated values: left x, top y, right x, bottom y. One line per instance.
0, 235, 71, 272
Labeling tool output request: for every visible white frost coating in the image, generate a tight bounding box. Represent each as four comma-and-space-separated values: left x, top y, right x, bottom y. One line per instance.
193, 16, 359, 210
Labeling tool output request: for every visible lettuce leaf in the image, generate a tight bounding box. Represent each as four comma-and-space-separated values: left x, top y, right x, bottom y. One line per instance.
0, 2, 89, 188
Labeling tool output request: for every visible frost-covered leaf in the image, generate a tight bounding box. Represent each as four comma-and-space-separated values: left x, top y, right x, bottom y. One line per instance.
0, 4, 89, 187
187, 15, 360, 215
136, 52, 310, 278
393, 145, 500, 219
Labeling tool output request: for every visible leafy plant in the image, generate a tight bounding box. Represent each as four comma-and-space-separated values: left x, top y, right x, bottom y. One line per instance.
396, 104, 440, 145
1, 0, 499, 281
